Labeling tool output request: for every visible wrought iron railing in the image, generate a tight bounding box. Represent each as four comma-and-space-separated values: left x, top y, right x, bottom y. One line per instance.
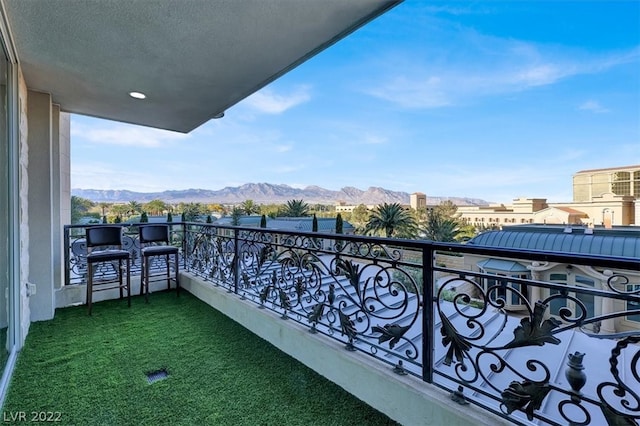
63, 223, 184, 286
64, 222, 640, 425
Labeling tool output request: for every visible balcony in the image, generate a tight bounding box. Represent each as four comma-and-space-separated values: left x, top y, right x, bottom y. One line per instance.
48, 223, 640, 425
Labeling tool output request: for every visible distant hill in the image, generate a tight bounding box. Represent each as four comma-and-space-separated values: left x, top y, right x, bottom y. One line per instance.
72, 183, 491, 206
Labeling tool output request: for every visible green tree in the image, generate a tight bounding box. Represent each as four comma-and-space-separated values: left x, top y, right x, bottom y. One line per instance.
335, 213, 343, 234
180, 202, 206, 222
127, 201, 142, 216
420, 201, 468, 242
281, 199, 310, 217
422, 209, 460, 242
97, 202, 111, 217
350, 204, 371, 232
140, 212, 149, 223
208, 203, 226, 216
144, 199, 168, 216
436, 200, 458, 218
240, 199, 258, 215
109, 204, 130, 222
71, 196, 95, 224
260, 214, 267, 228
231, 206, 243, 226
312, 214, 318, 232
167, 211, 173, 222
365, 203, 417, 238
260, 203, 282, 218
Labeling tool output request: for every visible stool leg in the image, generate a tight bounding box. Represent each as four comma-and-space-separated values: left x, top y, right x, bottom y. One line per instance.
144, 256, 150, 303
166, 254, 171, 290
126, 258, 131, 307
175, 252, 180, 297
119, 259, 124, 300
87, 262, 93, 315
140, 255, 145, 296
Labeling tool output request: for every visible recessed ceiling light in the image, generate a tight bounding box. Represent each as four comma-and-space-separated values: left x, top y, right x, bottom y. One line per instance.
129, 91, 146, 99
212, 112, 225, 119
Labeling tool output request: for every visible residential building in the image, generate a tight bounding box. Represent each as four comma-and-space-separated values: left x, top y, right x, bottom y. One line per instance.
0, 0, 406, 409
464, 224, 640, 334
1, 2, 637, 425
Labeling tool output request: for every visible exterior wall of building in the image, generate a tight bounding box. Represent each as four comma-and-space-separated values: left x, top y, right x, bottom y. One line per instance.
552, 194, 635, 226
410, 192, 426, 210
53, 111, 71, 289
26, 90, 55, 321
18, 67, 30, 344
462, 253, 640, 334
335, 204, 376, 213
573, 165, 640, 202
457, 195, 636, 227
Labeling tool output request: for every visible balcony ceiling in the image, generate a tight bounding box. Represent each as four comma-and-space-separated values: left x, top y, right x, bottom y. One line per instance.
3, 0, 400, 133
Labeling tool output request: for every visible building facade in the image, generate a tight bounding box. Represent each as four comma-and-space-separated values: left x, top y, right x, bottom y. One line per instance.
455, 166, 640, 227
464, 225, 640, 334
573, 165, 640, 202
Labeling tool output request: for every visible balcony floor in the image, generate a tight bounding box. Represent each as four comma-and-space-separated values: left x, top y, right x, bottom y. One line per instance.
4, 291, 398, 425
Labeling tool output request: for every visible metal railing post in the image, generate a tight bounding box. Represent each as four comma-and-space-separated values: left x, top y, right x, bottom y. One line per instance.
422, 244, 434, 383
63, 226, 70, 286
233, 228, 240, 294
181, 222, 187, 271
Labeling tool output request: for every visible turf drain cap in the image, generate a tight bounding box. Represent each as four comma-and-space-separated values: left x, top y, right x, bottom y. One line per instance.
146, 369, 169, 384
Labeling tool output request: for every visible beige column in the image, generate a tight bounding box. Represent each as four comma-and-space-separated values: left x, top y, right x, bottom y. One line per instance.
26, 90, 55, 321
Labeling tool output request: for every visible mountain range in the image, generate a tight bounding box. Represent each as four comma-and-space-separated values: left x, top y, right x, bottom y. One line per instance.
72, 183, 491, 206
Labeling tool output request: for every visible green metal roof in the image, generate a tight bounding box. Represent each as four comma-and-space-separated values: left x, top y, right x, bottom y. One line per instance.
469, 225, 640, 259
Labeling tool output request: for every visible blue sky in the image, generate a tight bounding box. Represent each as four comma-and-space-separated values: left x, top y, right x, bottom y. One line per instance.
71, 1, 640, 204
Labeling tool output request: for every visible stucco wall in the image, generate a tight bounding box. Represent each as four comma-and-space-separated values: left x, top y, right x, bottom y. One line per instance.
18, 68, 29, 344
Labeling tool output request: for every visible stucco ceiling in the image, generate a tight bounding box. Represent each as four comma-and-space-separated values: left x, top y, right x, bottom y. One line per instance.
3, 0, 400, 133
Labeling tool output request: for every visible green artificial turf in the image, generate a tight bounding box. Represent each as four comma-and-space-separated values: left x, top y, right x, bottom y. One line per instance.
3, 291, 398, 425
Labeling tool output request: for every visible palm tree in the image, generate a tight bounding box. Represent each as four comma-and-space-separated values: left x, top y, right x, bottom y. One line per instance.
110, 204, 130, 220
97, 202, 111, 217
421, 209, 460, 242
127, 201, 142, 216
365, 203, 417, 238
281, 199, 310, 217
240, 199, 258, 215
144, 199, 168, 216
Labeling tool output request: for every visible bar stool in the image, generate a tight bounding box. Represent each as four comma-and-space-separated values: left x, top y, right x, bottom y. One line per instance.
85, 226, 131, 315
139, 224, 180, 301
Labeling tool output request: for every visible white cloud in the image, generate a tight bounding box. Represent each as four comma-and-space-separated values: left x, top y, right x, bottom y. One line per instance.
364, 30, 639, 109
72, 162, 177, 191
578, 100, 610, 113
243, 86, 311, 114
71, 122, 189, 147
361, 134, 388, 145
274, 144, 293, 152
